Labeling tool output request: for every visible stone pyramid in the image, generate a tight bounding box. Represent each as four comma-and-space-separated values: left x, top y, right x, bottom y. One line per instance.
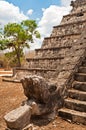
4, 0, 86, 125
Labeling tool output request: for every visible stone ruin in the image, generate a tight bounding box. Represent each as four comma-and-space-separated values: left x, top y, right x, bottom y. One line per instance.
4, 0, 86, 129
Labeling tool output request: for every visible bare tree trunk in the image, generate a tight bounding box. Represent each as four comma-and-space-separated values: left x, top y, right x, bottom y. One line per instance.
15, 46, 21, 67
17, 52, 21, 67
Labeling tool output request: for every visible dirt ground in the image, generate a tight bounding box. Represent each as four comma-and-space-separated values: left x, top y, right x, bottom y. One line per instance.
0, 77, 86, 130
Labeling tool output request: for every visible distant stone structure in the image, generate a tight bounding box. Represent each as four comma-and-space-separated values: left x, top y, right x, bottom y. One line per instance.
4, 0, 86, 129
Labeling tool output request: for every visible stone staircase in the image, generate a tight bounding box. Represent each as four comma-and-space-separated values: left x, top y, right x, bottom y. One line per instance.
58, 59, 86, 125
3, 0, 86, 125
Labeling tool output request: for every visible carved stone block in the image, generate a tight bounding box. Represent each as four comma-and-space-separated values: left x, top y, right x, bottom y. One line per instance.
4, 105, 32, 130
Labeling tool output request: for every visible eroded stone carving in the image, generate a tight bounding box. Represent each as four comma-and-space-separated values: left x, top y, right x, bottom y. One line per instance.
4, 75, 60, 130
21, 75, 60, 115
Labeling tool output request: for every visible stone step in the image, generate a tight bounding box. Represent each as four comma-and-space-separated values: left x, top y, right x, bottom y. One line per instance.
58, 108, 86, 125
3, 68, 58, 82
51, 20, 86, 37
75, 73, 86, 82
64, 98, 86, 112
82, 60, 86, 67
35, 46, 71, 51
78, 67, 86, 73
14, 68, 57, 79
15, 67, 56, 72
73, 81, 86, 91
45, 33, 80, 40
26, 57, 64, 61
36, 46, 84, 59
68, 89, 86, 101
54, 19, 86, 28
26, 57, 64, 69
42, 33, 80, 48
61, 10, 86, 24
63, 9, 86, 19
35, 46, 71, 58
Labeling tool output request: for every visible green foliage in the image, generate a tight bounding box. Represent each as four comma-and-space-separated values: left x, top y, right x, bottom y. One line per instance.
0, 20, 41, 67
34, 30, 41, 38
4, 23, 29, 42
0, 39, 9, 50
21, 20, 37, 33
21, 20, 41, 42
0, 27, 9, 50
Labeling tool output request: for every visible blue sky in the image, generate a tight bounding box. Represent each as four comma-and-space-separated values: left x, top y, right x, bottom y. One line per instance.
5, 0, 61, 20
0, 0, 73, 50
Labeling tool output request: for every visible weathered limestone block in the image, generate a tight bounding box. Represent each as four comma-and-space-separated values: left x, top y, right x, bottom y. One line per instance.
21, 75, 51, 104
4, 105, 32, 130
21, 75, 64, 112
21, 75, 63, 113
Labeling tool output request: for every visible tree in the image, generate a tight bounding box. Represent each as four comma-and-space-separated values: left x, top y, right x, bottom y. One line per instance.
1, 20, 40, 67
0, 26, 9, 50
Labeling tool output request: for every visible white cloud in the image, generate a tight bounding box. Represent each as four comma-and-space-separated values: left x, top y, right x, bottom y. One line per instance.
42, 8, 46, 12
27, 9, 33, 16
29, 38, 42, 50
36, 18, 40, 21
0, 1, 28, 26
38, 5, 71, 38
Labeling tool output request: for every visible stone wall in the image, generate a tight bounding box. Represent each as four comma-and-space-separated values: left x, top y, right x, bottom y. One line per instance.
35, 47, 71, 58
61, 11, 86, 24
42, 34, 80, 48
51, 20, 86, 36
27, 58, 63, 70
13, 68, 59, 81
